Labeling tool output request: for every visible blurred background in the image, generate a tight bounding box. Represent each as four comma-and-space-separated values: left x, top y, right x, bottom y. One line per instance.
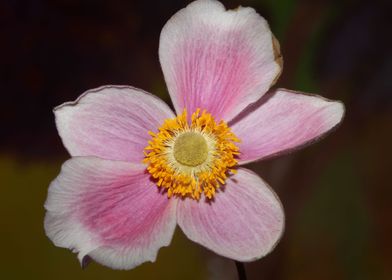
1, 0, 391, 279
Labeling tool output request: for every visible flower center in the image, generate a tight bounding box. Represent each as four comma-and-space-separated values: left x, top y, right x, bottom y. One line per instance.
143, 109, 240, 200
173, 132, 208, 166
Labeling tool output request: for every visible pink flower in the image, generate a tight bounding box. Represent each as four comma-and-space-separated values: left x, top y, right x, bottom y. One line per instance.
44, 0, 344, 270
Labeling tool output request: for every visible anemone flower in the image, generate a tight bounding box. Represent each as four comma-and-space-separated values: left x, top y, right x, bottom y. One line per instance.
45, 0, 344, 270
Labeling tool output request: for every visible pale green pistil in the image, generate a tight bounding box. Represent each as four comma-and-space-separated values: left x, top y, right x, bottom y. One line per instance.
173, 132, 208, 167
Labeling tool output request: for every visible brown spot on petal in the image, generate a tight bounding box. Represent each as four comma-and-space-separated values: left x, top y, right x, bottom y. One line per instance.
271, 34, 283, 86
232, 6, 242, 12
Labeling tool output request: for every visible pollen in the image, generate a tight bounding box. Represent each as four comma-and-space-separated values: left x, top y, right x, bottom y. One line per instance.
143, 109, 240, 200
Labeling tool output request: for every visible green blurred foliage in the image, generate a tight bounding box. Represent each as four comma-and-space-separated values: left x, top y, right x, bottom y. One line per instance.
287, 151, 373, 279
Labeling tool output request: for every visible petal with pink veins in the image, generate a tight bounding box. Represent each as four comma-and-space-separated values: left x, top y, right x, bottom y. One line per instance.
177, 168, 284, 261
55, 85, 175, 163
44, 157, 177, 270
231, 89, 345, 164
159, 0, 281, 122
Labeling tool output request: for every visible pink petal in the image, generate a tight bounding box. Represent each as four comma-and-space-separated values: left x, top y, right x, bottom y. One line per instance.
55, 85, 175, 163
177, 168, 284, 261
44, 157, 177, 270
159, 0, 281, 122
231, 89, 345, 164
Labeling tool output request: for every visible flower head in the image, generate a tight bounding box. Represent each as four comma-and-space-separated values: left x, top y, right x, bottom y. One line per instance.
45, 0, 344, 270
144, 109, 240, 200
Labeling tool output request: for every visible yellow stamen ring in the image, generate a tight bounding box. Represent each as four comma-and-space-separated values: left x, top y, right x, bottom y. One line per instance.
143, 109, 240, 200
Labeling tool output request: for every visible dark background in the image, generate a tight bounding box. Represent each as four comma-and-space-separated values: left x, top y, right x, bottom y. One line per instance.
1, 0, 391, 279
